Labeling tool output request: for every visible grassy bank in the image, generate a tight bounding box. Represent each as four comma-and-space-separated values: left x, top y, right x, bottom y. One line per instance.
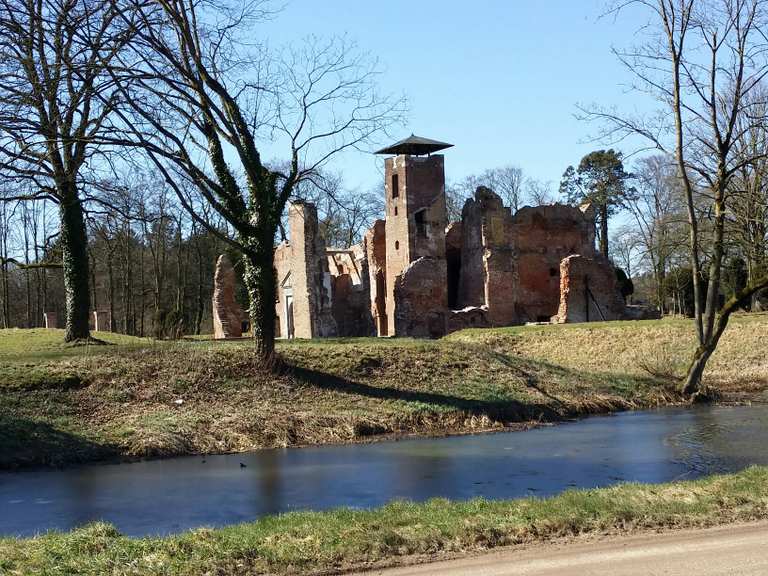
2, 466, 768, 575
1, 314, 768, 468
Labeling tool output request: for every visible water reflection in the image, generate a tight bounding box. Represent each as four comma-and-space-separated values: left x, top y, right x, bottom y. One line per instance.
1, 405, 767, 537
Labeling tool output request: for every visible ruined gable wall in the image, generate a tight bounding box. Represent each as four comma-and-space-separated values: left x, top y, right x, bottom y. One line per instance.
212, 254, 243, 339
288, 202, 337, 338
456, 187, 517, 326
512, 204, 596, 322
479, 190, 517, 326
457, 197, 485, 308
554, 254, 626, 323
445, 222, 462, 309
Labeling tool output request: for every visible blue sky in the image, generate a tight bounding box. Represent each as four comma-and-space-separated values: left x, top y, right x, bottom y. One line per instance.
258, 0, 655, 193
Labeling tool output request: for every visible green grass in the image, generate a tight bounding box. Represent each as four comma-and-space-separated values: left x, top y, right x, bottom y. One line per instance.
1, 315, 767, 469
2, 466, 768, 575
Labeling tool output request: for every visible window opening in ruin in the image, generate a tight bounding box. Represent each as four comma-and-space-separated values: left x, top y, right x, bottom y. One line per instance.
414, 209, 428, 238
392, 173, 399, 198
375, 270, 388, 336
395, 240, 399, 250
446, 245, 461, 309
394, 206, 398, 216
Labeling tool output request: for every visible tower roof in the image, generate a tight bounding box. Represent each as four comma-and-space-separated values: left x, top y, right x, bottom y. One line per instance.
374, 134, 453, 156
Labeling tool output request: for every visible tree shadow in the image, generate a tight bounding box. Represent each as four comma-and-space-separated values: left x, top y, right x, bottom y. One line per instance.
0, 415, 117, 470
288, 346, 673, 426
289, 364, 563, 422
488, 351, 569, 407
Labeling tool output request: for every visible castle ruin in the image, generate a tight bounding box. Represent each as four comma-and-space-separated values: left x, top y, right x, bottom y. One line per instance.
217, 135, 634, 340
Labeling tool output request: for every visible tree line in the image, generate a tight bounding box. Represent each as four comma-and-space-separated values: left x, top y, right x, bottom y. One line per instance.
0, 165, 382, 335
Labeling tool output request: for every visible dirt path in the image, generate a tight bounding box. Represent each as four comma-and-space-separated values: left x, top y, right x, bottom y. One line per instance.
356, 522, 768, 576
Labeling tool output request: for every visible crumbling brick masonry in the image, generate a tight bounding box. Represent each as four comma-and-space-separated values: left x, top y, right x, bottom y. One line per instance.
213, 136, 636, 340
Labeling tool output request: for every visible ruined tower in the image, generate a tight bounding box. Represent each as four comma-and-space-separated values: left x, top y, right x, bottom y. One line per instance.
375, 135, 452, 337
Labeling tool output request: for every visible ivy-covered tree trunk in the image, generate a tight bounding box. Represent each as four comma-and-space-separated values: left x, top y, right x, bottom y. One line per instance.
242, 223, 278, 362
59, 187, 91, 342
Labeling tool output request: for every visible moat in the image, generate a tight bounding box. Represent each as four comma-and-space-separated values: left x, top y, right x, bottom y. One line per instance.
2, 404, 768, 538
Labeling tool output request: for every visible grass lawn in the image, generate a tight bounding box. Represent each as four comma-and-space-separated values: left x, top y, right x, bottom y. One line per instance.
1, 314, 767, 468
1, 465, 768, 575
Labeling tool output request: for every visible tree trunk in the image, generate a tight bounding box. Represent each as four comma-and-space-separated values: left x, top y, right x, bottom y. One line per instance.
243, 236, 277, 362
682, 344, 715, 396
195, 239, 204, 335
60, 191, 91, 341
656, 261, 666, 315
139, 243, 146, 337
682, 274, 768, 396
599, 203, 609, 258
107, 250, 115, 333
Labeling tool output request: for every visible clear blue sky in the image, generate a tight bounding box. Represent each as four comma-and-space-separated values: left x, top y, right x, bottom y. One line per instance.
259, 0, 654, 193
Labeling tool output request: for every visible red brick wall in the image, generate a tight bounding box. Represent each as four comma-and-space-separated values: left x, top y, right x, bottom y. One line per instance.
512, 204, 596, 322
554, 255, 626, 323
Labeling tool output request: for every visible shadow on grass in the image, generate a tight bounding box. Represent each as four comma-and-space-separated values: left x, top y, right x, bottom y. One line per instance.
289, 363, 564, 422
0, 415, 117, 470
288, 345, 675, 426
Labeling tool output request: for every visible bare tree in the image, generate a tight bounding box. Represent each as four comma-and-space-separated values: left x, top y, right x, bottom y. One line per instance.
610, 224, 641, 279
445, 181, 471, 222
591, 0, 768, 395
293, 173, 383, 247
524, 178, 556, 205
0, 0, 131, 341
447, 165, 525, 216
728, 89, 768, 309
460, 166, 526, 212
629, 154, 688, 312
107, 1, 403, 359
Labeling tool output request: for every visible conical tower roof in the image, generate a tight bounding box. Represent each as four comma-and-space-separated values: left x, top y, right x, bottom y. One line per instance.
374, 134, 453, 156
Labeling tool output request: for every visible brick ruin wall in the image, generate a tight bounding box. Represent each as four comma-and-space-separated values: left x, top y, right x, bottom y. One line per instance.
365, 220, 388, 336
554, 254, 627, 323
328, 248, 374, 337
256, 162, 629, 340
457, 187, 518, 326
212, 254, 243, 339
511, 204, 597, 323
272, 203, 376, 339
